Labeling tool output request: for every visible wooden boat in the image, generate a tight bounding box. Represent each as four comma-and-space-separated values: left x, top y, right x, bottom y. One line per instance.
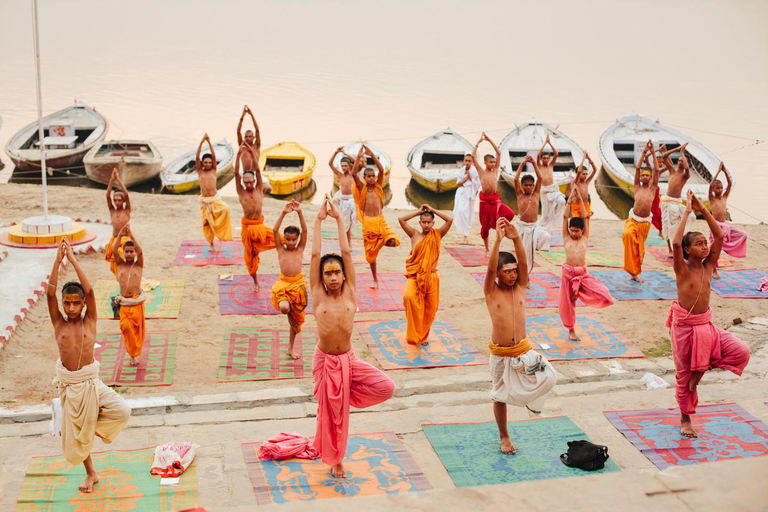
258, 142, 316, 196
331, 141, 391, 188
406, 128, 473, 193
161, 140, 235, 194
499, 120, 583, 194
4, 102, 108, 172
84, 140, 163, 187
598, 114, 733, 205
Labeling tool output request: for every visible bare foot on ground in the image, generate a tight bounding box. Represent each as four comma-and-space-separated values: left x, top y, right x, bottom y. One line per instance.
79, 474, 99, 493
500, 436, 516, 454
568, 330, 580, 341
369, 281, 379, 290
681, 415, 697, 438
129, 356, 140, 366
631, 275, 644, 283
287, 350, 300, 360
330, 463, 347, 478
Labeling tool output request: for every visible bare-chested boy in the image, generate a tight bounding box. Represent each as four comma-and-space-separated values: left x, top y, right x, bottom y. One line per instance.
622, 140, 660, 283
559, 188, 613, 341
105, 168, 130, 279
197, 133, 233, 250
537, 134, 566, 229
310, 197, 395, 477
669, 190, 749, 437
236, 105, 271, 195
329, 147, 357, 245
708, 162, 746, 279
398, 204, 452, 346
112, 224, 146, 366
659, 143, 693, 257
472, 132, 515, 256
47, 238, 131, 493
235, 142, 277, 291
484, 218, 557, 454
513, 155, 550, 272
570, 151, 598, 218
352, 145, 400, 289
271, 200, 308, 360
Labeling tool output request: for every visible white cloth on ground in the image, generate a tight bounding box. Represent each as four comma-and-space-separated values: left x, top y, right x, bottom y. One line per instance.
452, 165, 480, 237
517, 219, 551, 273
150, 442, 200, 477
332, 190, 357, 232
490, 350, 557, 413
661, 195, 694, 241
540, 184, 566, 229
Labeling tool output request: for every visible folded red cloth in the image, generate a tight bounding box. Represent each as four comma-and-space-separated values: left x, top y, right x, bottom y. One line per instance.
258, 432, 320, 461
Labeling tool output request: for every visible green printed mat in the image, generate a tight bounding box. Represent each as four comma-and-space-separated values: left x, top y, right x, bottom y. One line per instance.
16, 447, 198, 511
94, 332, 176, 386
422, 416, 620, 487
219, 327, 317, 381
536, 248, 623, 267
94, 279, 185, 319
321, 226, 362, 239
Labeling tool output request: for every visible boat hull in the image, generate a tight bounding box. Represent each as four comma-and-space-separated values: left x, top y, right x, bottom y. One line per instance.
409, 170, 457, 193
9, 150, 96, 172
259, 141, 316, 198
86, 160, 163, 188
161, 141, 236, 194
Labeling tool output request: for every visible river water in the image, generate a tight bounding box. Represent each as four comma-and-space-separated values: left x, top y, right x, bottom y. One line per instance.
1, 0, 766, 223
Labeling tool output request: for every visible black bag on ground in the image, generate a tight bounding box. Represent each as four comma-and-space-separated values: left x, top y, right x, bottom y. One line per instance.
110, 296, 121, 319
560, 440, 609, 471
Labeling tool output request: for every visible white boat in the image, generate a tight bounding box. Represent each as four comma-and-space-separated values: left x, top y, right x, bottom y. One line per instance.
160, 140, 235, 194
406, 129, 473, 193
84, 140, 163, 187
598, 114, 733, 205
332, 141, 391, 188
499, 120, 583, 194
4, 101, 108, 171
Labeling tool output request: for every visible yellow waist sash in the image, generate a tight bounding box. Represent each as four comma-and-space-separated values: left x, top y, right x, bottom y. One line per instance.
488, 337, 533, 358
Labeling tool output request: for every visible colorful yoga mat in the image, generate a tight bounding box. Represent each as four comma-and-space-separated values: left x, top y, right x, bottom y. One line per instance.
604, 403, 768, 470
218, 273, 407, 315
94, 279, 185, 319
16, 447, 198, 511
526, 313, 644, 360
174, 240, 244, 266
590, 269, 677, 300
302, 240, 366, 265
445, 246, 537, 268
422, 416, 620, 487
95, 331, 176, 386
354, 319, 486, 370
536, 248, 622, 268
646, 245, 738, 269
711, 269, 768, 299
616, 228, 666, 246
219, 327, 316, 381
242, 432, 431, 504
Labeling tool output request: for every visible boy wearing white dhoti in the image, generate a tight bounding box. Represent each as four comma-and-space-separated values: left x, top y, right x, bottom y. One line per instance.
536, 135, 566, 228
513, 154, 551, 272
452, 154, 481, 243
329, 148, 359, 246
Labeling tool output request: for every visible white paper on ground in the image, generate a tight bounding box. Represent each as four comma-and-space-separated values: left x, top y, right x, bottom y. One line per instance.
539, 343, 550, 349
160, 477, 179, 486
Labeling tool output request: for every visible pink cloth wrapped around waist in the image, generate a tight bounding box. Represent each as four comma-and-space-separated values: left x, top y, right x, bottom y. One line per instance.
710, 221, 747, 259
258, 432, 320, 461
666, 301, 721, 372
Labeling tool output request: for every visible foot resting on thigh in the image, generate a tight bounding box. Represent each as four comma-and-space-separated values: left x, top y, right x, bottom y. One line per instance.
500, 436, 516, 454
688, 370, 704, 393
713, 268, 720, 279
680, 414, 697, 438
330, 462, 347, 478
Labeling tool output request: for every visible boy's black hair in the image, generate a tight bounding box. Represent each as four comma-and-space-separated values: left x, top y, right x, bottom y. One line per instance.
497, 251, 517, 271
62, 281, 85, 299
521, 174, 535, 184
569, 217, 585, 229
284, 226, 301, 237
682, 231, 703, 260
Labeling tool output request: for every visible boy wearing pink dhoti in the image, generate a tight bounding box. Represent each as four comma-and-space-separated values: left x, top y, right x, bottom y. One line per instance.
708, 163, 747, 278
309, 196, 395, 477
670, 190, 750, 437
558, 188, 613, 340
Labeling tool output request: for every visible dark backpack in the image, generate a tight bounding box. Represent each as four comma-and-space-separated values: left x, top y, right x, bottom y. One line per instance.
560, 440, 609, 471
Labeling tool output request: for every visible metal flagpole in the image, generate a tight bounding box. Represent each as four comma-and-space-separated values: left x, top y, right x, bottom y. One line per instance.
31, 0, 49, 219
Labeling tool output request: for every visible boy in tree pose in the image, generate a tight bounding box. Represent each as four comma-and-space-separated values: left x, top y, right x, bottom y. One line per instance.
473, 132, 516, 256
112, 224, 146, 365
513, 155, 550, 273
105, 168, 131, 279
708, 162, 746, 279
570, 151, 598, 218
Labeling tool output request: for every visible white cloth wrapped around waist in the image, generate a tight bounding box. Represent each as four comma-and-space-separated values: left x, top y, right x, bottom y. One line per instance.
53, 358, 100, 388
661, 194, 683, 204
200, 194, 222, 213
489, 350, 557, 410
629, 208, 651, 223
541, 184, 558, 194
115, 290, 147, 306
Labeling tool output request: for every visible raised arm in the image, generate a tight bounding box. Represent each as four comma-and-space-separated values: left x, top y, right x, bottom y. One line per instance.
328, 147, 343, 178
250, 145, 263, 189
326, 196, 355, 288
351, 146, 366, 190
106, 169, 116, 209
195, 134, 206, 174
505, 219, 528, 288
721, 162, 733, 197
47, 240, 66, 326
115, 172, 130, 211
398, 207, 421, 238
236, 106, 247, 146
530, 156, 543, 194
273, 202, 293, 254
64, 239, 96, 322
248, 109, 261, 149
574, 187, 589, 238
234, 145, 245, 195
207, 135, 218, 173
585, 151, 597, 183
113, 223, 127, 258
672, 190, 694, 273
428, 205, 453, 237
513, 156, 526, 196
471, 137, 485, 173
484, 218, 505, 296
691, 192, 723, 268
486, 134, 501, 165
679, 146, 691, 181
545, 134, 559, 164
650, 144, 661, 188
364, 145, 385, 186
125, 224, 143, 267
310, 205, 326, 292
296, 202, 308, 250
563, 187, 575, 239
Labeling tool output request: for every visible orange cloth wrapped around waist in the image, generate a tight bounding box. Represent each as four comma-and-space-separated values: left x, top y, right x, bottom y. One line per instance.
271, 272, 308, 332
241, 216, 277, 276
199, 195, 232, 243
571, 200, 592, 218
353, 183, 384, 222
361, 215, 400, 263
118, 294, 146, 358
488, 337, 533, 358
405, 229, 441, 292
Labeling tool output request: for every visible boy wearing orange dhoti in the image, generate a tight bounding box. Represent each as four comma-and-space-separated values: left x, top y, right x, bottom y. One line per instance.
708, 162, 746, 279
112, 224, 146, 366
559, 188, 613, 340
235, 140, 278, 291
196, 133, 233, 249
47, 238, 131, 493
272, 200, 309, 360
622, 140, 660, 283
484, 218, 557, 455
105, 168, 131, 279
472, 132, 516, 256
398, 204, 453, 346
310, 196, 395, 477
352, 144, 400, 290
669, 190, 749, 438
570, 151, 597, 218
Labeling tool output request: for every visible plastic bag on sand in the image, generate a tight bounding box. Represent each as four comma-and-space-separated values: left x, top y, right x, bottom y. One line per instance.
48, 398, 62, 437
150, 442, 199, 477
640, 373, 669, 390
258, 432, 319, 461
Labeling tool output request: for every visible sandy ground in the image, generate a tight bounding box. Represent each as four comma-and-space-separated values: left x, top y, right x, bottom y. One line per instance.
0, 183, 766, 407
